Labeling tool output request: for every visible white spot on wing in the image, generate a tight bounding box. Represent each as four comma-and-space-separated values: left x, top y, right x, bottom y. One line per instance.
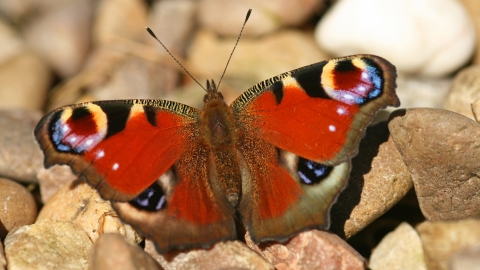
337, 107, 346, 115
96, 150, 105, 159
329, 125, 336, 132
85, 139, 93, 146
69, 137, 77, 143
112, 163, 119, 170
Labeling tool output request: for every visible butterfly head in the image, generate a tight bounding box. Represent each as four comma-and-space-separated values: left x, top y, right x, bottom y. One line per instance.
204, 80, 224, 104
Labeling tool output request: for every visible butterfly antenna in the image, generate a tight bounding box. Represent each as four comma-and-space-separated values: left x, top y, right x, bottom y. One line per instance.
146, 27, 207, 92
216, 9, 252, 90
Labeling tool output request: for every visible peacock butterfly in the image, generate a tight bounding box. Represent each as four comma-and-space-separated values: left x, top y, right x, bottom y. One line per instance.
34, 13, 399, 254
35, 54, 399, 253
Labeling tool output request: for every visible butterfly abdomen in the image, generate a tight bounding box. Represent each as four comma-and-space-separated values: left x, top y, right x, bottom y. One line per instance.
201, 98, 243, 207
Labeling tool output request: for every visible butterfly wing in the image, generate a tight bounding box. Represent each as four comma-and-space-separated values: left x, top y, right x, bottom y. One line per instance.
35, 100, 236, 252
231, 55, 399, 242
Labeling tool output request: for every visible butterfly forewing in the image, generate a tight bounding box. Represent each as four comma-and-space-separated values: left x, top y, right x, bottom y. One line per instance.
35, 100, 200, 200
231, 54, 399, 166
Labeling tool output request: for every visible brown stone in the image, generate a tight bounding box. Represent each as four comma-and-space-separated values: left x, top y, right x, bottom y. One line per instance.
145, 239, 274, 270
198, 0, 325, 36
389, 108, 480, 220
444, 65, 480, 120
459, 0, 480, 65
36, 165, 77, 203
0, 240, 5, 270
90, 233, 161, 270
0, 178, 37, 238
23, 0, 93, 78
369, 222, 426, 270
46, 45, 178, 111
472, 98, 480, 122
93, 0, 148, 45
0, 0, 71, 21
4, 219, 92, 270
0, 18, 24, 66
0, 110, 43, 183
90, 53, 178, 102
186, 29, 329, 104
417, 219, 480, 270
147, 0, 197, 51
330, 122, 412, 239
0, 51, 51, 110
246, 230, 365, 270
38, 179, 142, 245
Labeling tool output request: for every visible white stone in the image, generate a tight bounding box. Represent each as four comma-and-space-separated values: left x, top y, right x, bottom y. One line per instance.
315, 0, 476, 77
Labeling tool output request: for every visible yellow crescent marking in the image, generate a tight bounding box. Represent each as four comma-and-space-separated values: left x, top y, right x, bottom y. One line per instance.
321, 61, 336, 94
84, 104, 108, 132
59, 107, 73, 122
351, 58, 366, 69
129, 104, 145, 118
282, 76, 302, 90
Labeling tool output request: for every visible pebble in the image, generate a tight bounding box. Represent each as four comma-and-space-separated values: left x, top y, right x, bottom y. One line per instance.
449, 244, 480, 270
198, 0, 325, 36
186, 29, 329, 104
145, 240, 274, 270
0, 0, 71, 21
0, 18, 23, 66
0, 178, 37, 239
148, 0, 197, 51
23, 0, 93, 78
369, 222, 426, 270
37, 179, 142, 245
0, 110, 43, 183
91, 53, 178, 102
329, 122, 412, 239
89, 233, 161, 270
93, 0, 148, 44
417, 219, 480, 270
37, 165, 77, 203
0, 0, 31, 20
0, 52, 51, 110
315, 0, 476, 77
389, 108, 480, 220
444, 65, 480, 119
46, 45, 178, 111
246, 230, 365, 270
459, 0, 480, 65
0, 240, 5, 270
472, 98, 480, 122
4, 219, 92, 270
396, 73, 452, 109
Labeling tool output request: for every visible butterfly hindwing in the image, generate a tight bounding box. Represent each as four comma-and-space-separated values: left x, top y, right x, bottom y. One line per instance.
232, 55, 399, 242
35, 99, 237, 252
236, 134, 351, 242
113, 142, 237, 253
